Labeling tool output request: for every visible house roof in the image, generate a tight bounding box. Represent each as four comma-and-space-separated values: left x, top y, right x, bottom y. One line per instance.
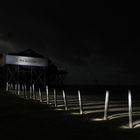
8, 49, 44, 58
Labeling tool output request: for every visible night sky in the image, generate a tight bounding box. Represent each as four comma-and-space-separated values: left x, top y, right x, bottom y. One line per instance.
0, 1, 140, 85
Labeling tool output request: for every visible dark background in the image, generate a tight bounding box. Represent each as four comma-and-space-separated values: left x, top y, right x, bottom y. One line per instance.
0, 1, 140, 85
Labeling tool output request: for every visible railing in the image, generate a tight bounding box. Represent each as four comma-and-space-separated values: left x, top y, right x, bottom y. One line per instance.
6, 82, 140, 129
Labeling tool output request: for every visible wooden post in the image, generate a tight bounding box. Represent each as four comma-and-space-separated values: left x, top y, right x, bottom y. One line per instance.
128, 90, 133, 128
54, 89, 57, 107
6, 82, 8, 91
23, 84, 25, 98
11, 83, 13, 94
25, 84, 27, 99
39, 88, 42, 102
46, 85, 49, 104
18, 84, 20, 95
32, 84, 35, 100
21, 84, 24, 97
78, 90, 83, 114
62, 90, 68, 110
104, 90, 109, 120
15, 84, 17, 95
30, 86, 32, 99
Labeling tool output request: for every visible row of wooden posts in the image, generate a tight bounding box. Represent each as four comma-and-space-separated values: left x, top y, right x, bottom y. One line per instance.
6, 82, 133, 128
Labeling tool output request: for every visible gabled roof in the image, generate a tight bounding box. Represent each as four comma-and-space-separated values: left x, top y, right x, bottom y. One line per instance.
8, 49, 44, 58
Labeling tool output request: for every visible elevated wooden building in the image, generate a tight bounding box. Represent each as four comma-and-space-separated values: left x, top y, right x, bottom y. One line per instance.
0, 49, 67, 89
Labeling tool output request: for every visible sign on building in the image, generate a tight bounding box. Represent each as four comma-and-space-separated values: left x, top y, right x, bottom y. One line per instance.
5, 55, 47, 67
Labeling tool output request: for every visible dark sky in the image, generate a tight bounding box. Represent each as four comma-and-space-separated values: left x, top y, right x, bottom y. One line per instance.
0, 1, 140, 85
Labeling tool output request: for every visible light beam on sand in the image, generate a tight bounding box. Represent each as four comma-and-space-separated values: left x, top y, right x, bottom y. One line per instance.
53, 108, 63, 111
70, 112, 85, 115
91, 118, 107, 121
107, 111, 140, 129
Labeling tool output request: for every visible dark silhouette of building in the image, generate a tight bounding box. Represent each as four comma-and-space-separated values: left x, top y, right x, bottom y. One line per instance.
0, 49, 67, 89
